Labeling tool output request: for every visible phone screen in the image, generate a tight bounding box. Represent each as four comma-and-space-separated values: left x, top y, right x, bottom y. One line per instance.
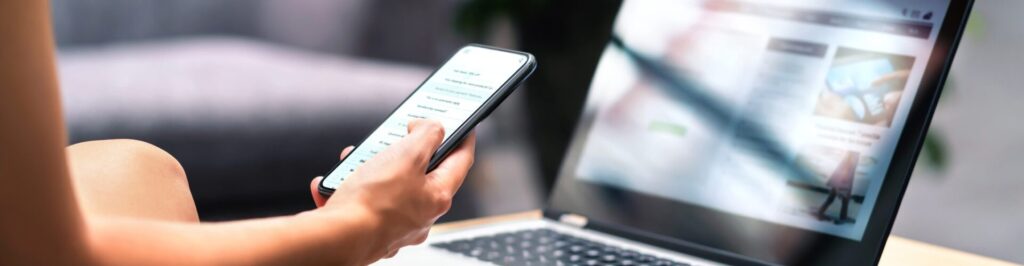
321, 46, 530, 190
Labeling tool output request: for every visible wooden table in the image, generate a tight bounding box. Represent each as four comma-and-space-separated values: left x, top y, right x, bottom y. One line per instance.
433, 211, 1017, 266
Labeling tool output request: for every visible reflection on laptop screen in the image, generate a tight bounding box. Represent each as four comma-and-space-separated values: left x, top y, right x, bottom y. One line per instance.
574, 0, 950, 241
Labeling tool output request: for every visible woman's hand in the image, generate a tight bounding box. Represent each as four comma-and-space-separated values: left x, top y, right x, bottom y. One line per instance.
308, 119, 475, 263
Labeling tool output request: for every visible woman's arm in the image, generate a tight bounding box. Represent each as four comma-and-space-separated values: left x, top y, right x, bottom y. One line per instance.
87, 205, 381, 265
0, 1, 90, 264
84, 120, 469, 266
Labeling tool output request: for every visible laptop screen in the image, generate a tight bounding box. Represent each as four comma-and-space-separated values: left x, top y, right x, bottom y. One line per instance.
552, 0, 967, 262
573, 0, 950, 241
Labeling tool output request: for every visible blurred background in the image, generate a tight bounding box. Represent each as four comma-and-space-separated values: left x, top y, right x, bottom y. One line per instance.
52, 0, 1022, 263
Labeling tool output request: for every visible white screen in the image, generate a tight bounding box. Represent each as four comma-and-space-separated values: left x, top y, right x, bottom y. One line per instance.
323, 46, 528, 189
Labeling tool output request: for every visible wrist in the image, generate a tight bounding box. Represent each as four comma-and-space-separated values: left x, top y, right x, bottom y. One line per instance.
301, 201, 387, 265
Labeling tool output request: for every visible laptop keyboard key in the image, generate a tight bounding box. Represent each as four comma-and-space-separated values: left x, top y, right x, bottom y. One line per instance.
431, 228, 691, 266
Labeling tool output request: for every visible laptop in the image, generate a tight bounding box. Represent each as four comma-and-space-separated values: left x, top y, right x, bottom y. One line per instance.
378, 0, 973, 265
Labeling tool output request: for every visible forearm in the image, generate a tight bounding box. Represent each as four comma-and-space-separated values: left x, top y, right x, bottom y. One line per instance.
88, 207, 384, 266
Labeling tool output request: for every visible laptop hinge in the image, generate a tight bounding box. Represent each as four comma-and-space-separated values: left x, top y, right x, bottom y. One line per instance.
558, 213, 588, 228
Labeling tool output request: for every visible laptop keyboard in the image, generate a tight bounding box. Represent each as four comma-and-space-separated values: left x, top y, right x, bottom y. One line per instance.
431, 228, 691, 266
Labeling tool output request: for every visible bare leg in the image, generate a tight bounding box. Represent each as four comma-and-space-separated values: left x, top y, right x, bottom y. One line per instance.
816, 188, 837, 220
67, 139, 199, 223
839, 195, 851, 221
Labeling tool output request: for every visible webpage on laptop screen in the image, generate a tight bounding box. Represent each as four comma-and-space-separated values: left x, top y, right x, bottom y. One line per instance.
574, 0, 950, 240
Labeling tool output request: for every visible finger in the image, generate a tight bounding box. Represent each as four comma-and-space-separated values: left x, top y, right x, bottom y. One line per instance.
385, 249, 399, 258
309, 176, 327, 207
413, 231, 429, 244
428, 131, 476, 194
339, 145, 354, 160
400, 227, 431, 246
385, 119, 445, 167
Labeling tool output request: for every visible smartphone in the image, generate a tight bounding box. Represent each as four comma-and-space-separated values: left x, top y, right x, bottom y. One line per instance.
318, 44, 536, 196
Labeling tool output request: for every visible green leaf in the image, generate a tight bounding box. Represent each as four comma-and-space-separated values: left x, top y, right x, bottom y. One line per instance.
918, 131, 949, 173
965, 11, 986, 39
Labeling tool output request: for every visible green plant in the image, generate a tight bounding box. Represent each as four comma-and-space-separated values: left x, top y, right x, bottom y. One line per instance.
917, 12, 983, 174
454, 0, 545, 40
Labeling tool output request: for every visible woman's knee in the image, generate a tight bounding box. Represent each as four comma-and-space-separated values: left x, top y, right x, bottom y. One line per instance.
67, 139, 198, 222
68, 139, 186, 181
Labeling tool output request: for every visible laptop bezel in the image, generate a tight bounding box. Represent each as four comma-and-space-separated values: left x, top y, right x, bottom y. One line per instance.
542, 0, 974, 265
